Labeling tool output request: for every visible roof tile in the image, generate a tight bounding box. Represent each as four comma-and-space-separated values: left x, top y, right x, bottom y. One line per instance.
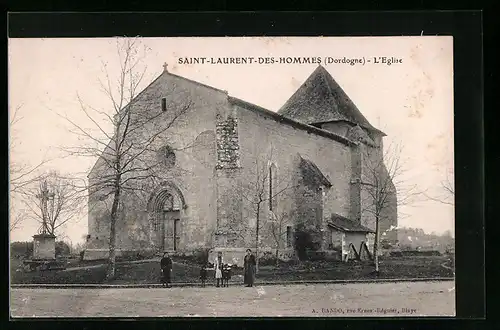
278, 65, 384, 135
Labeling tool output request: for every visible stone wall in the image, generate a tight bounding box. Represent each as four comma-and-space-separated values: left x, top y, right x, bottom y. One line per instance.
320, 121, 353, 137
358, 141, 398, 240
85, 70, 397, 261
329, 228, 344, 250
349, 145, 362, 223
235, 103, 353, 252
214, 107, 245, 248
86, 71, 226, 259
215, 113, 240, 169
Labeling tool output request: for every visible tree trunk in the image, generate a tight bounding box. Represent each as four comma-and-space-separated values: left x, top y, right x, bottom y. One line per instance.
255, 203, 260, 274
106, 184, 121, 280
274, 225, 281, 267
373, 214, 380, 273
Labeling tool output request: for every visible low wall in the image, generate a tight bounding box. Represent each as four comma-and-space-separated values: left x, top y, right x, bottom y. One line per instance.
208, 247, 297, 267
83, 248, 157, 260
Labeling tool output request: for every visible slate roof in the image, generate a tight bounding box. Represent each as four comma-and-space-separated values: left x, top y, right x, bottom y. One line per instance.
298, 155, 332, 188
278, 65, 385, 136
328, 213, 375, 233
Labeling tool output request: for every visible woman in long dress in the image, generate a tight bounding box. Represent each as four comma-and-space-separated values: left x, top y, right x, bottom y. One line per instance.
243, 249, 256, 287
160, 252, 172, 288
213, 251, 224, 287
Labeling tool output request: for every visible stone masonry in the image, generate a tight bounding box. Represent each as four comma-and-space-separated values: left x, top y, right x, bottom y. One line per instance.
85, 65, 398, 263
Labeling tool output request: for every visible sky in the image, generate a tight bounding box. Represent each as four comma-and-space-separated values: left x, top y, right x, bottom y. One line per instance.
8, 37, 454, 245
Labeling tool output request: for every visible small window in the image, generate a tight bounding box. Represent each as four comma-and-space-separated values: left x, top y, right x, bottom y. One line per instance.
161, 97, 167, 111
286, 226, 292, 248
157, 145, 176, 168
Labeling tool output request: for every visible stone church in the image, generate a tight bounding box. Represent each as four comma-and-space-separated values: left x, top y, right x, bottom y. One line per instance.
84, 65, 397, 265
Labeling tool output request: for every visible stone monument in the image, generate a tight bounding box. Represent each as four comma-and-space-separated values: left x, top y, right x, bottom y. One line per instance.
32, 233, 56, 260
32, 181, 56, 260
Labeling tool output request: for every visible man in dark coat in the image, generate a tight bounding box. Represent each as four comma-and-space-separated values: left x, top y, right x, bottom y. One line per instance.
243, 249, 256, 287
160, 252, 173, 287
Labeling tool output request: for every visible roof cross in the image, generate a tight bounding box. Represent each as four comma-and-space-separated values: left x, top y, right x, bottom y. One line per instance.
163, 62, 169, 72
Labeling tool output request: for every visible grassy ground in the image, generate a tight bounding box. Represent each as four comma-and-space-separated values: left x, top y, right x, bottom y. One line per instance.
10, 255, 454, 285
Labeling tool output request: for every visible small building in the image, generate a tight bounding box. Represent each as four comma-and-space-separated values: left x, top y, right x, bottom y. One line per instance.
327, 214, 375, 261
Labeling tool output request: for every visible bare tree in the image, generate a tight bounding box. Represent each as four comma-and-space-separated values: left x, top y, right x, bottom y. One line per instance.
238, 147, 295, 273
9, 104, 50, 195
425, 169, 454, 206
268, 210, 291, 266
359, 142, 421, 273
56, 37, 192, 279
21, 171, 83, 236
9, 104, 54, 234
10, 208, 27, 232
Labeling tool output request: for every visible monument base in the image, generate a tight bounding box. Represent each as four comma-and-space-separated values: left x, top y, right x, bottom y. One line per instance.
32, 233, 56, 260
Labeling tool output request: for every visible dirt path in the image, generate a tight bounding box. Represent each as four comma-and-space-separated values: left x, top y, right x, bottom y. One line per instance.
11, 281, 456, 317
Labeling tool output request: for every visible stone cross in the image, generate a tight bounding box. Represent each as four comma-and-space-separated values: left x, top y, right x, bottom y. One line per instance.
37, 181, 55, 234
163, 62, 169, 72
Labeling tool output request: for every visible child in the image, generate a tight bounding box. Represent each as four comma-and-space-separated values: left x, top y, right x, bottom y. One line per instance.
222, 264, 232, 287
214, 251, 224, 287
200, 264, 208, 287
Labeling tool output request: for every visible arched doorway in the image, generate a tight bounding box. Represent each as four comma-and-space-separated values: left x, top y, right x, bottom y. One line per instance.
148, 183, 187, 252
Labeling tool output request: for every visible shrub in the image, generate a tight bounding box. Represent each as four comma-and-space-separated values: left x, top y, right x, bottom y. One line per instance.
11, 241, 33, 258
171, 248, 210, 265
294, 228, 320, 261
258, 251, 278, 266
306, 251, 326, 261
55, 241, 71, 257
390, 250, 442, 257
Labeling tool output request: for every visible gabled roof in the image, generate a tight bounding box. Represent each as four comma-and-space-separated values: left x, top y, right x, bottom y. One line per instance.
298, 155, 332, 188
278, 65, 385, 136
328, 213, 375, 233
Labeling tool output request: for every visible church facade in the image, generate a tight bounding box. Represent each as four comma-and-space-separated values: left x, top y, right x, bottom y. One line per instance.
84, 65, 397, 265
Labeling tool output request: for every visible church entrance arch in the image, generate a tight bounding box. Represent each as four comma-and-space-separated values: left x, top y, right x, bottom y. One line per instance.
148, 182, 187, 252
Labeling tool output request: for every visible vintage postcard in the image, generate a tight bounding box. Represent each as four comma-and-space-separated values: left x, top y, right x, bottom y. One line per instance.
9, 36, 455, 317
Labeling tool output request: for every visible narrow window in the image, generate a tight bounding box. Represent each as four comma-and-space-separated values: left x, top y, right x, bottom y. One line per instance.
161, 97, 167, 111
286, 226, 292, 248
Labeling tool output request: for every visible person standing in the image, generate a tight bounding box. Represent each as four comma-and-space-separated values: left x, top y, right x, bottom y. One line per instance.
160, 252, 173, 288
213, 251, 224, 287
243, 249, 256, 287
200, 264, 208, 287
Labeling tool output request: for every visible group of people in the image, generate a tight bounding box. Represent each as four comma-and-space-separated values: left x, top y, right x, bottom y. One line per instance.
160, 249, 257, 288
